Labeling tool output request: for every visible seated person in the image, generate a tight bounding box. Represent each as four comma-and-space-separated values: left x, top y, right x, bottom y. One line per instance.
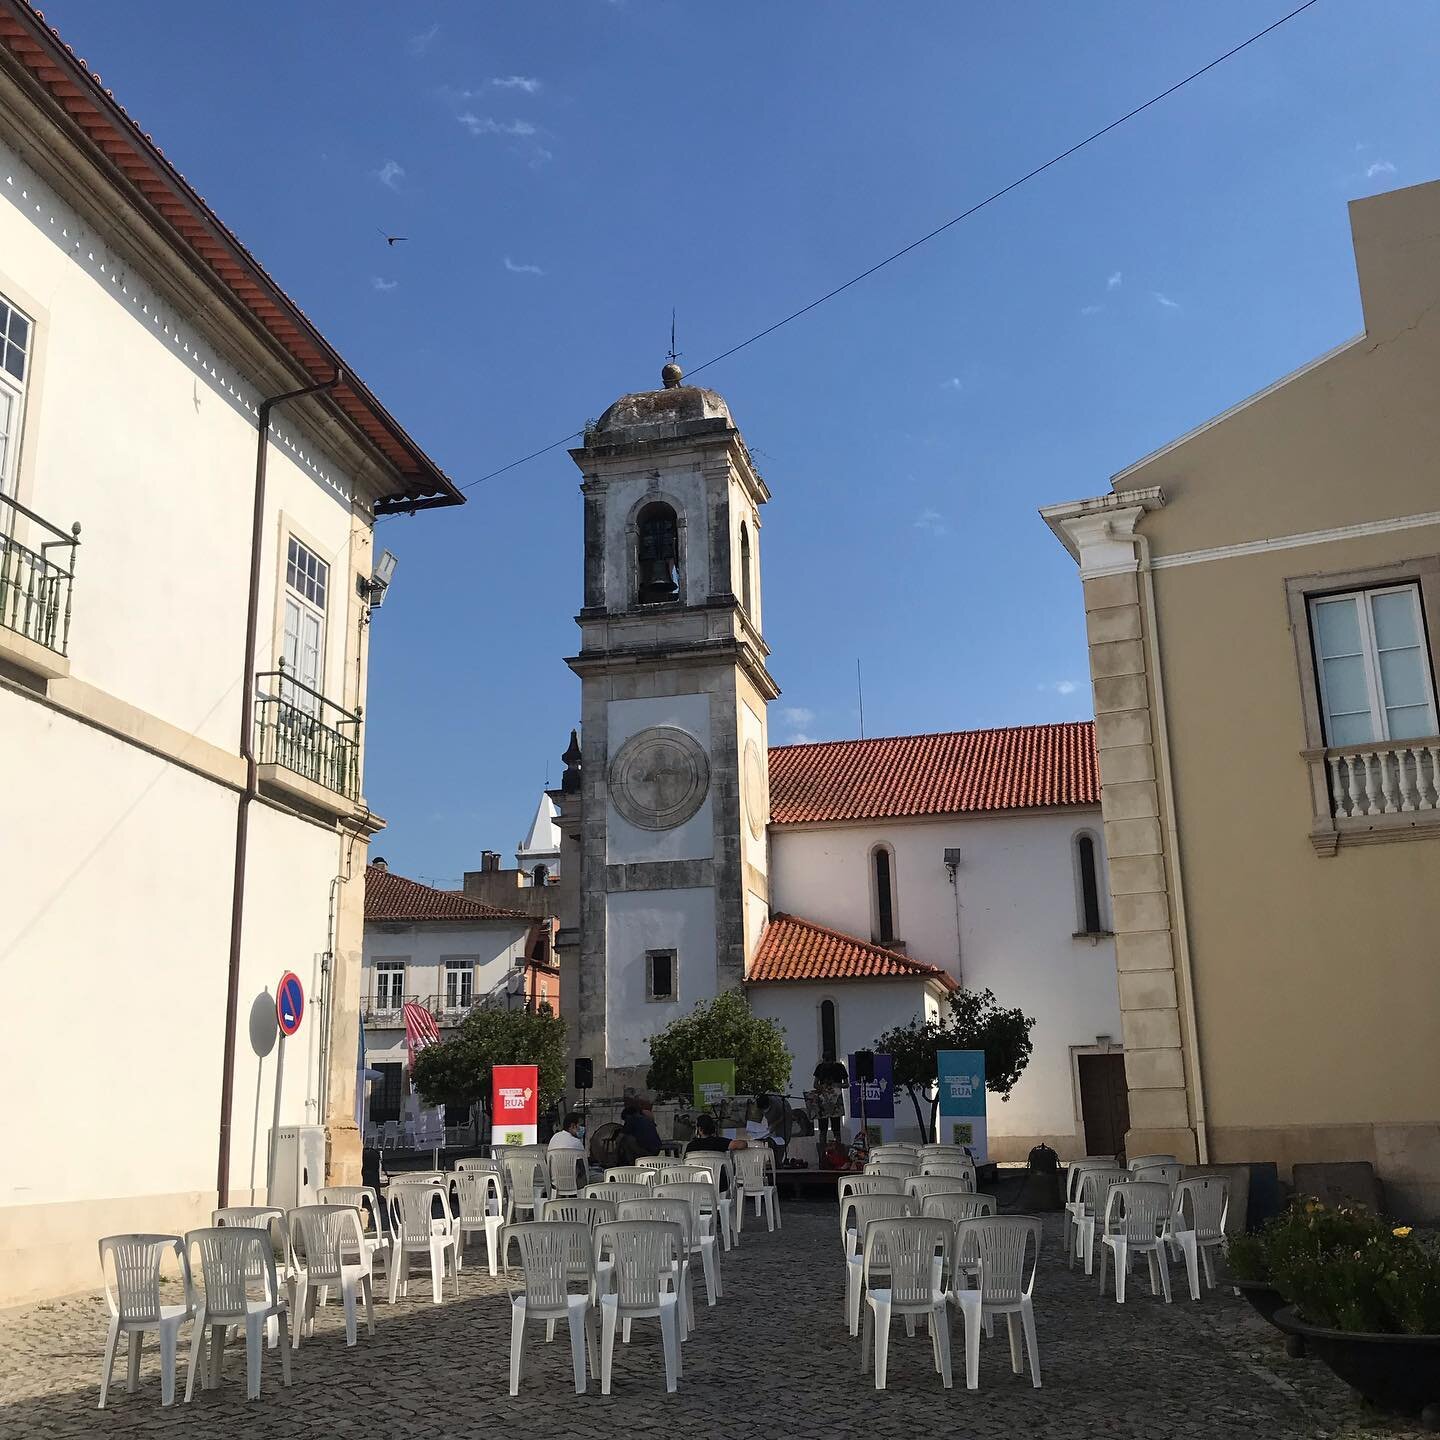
548, 1112, 585, 1152
752, 1092, 790, 1159
617, 1095, 664, 1164
685, 1112, 745, 1192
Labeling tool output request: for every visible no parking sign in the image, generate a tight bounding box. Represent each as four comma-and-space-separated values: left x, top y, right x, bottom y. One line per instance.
277, 971, 305, 1036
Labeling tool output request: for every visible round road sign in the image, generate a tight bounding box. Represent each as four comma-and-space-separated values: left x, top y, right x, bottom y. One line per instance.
276, 971, 305, 1036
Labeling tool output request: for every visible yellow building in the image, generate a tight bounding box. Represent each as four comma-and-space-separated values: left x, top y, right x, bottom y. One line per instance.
1042, 179, 1440, 1219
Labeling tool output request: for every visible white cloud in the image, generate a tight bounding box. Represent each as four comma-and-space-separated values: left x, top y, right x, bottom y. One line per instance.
458, 113, 537, 138
780, 707, 815, 729
1038, 680, 1080, 696
1367, 159, 1397, 178
376, 159, 404, 190
941, 376, 962, 391
1080, 304, 1102, 317
492, 75, 541, 94
371, 277, 398, 292
914, 508, 947, 537
503, 256, 545, 276
787, 732, 816, 745
408, 23, 439, 55
1153, 291, 1181, 310
1107, 271, 1122, 289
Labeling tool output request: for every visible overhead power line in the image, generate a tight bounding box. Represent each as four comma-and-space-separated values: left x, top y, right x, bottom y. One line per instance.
456, 0, 1322, 496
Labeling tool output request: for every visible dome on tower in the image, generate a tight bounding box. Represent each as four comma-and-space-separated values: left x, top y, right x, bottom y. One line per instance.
589, 362, 733, 444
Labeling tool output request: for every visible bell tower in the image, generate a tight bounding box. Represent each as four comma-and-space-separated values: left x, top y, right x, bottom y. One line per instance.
565, 363, 778, 1091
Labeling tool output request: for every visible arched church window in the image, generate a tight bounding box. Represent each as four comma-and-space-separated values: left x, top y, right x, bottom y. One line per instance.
740, 522, 753, 614
820, 998, 838, 1061
637, 502, 681, 604
532, 864, 549, 888
872, 844, 896, 945
1074, 832, 1105, 934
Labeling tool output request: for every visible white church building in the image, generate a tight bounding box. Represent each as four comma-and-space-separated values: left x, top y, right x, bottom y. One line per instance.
553, 365, 1123, 1160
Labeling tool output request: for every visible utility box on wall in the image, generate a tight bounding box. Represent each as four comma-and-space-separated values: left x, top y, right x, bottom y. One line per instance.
268, 1125, 325, 1210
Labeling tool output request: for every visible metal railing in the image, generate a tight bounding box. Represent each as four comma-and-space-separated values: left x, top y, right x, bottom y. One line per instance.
361, 990, 419, 1025
0, 492, 80, 656
254, 659, 362, 800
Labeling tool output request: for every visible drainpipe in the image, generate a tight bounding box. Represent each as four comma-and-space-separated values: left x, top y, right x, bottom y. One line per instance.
1134, 531, 1210, 1165
217, 368, 343, 1206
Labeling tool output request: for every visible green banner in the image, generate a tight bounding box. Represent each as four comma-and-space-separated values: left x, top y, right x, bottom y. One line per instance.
692, 1058, 736, 1111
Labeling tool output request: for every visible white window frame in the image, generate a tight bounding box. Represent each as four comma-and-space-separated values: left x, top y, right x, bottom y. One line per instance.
0, 292, 33, 500
1309, 583, 1438, 745
283, 534, 329, 708
373, 960, 406, 1011
443, 957, 476, 1011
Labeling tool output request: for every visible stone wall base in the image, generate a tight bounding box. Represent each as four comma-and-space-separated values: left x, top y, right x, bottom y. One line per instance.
0, 1189, 216, 1309
326, 1122, 363, 1188
1209, 1120, 1440, 1222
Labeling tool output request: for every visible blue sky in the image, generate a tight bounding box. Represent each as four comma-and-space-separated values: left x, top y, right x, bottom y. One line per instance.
45, 1, 1440, 884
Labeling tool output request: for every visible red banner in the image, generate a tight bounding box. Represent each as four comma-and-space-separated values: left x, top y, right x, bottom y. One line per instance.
492, 1064, 539, 1145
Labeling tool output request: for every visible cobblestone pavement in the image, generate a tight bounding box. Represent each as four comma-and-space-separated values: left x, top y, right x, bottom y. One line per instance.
0, 1204, 1423, 1439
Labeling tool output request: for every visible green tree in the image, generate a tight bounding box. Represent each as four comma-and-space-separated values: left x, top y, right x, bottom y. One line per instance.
646, 989, 790, 1102
411, 1004, 567, 1130
875, 987, 1034, 1137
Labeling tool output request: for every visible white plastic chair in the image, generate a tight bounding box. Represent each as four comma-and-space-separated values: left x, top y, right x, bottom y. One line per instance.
1128, 1152, 1178, 1170
841, 1194, 916, 1336
1064, 1159, 1120, 1263
454, 1156, 503, 1176
502, 1221, 597, 1395
919, 1144, 971, 1162
316, 1187, 391, 1296
732, 1146, 781, 1232
1171, 1176, 1229, 1300
453, 1172, 506, 1277
920, 1160, 977, 1188
603, 1166, 657, 1186
905, 1175, 973, 1204
584, 1181, 651, 1205
617, 1197, 697, 1337
671, 1159, 738, 1251
549, 1149, 589, 1198
97, 1235, 193, 1409
635, 1156, 672, 1173
387, 1186, 458, 1305
213, 1206, 291, 1347
920, 1191, 997, 1224
1074, 1169, 1131, 1275
1098, 1180, 1173, 1304
837, 1174, 904, 1216
287, 1205, 376, 1345
653, 1181, 722, 1305
503, 1151, 550, 1221
542, 1197, 618, 1228
381, 1120, 399, 1150
858, 1217, 953, 1390
183, 1228, 291, 1402
869, 1145, 921, 1164
593, 1221, 683, 1395
864, 1160, 918, 1180
1133, 1162, 1184, 1191
951, 1216, 1042, 1390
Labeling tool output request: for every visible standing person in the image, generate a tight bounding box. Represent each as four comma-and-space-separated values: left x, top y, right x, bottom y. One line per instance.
752, 1091, 790, 1164
812, 1055, 848, 1150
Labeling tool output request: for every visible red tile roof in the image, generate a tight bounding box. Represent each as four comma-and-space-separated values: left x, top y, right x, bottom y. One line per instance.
364, 866, 530, 924
0, 3, 461, 513
747, 914, 957, 990
768, 722, 1098, 825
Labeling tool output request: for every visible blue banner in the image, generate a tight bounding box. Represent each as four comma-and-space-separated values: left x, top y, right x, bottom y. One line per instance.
847, 1052, 894, 1120
937, 1049, 988, 1160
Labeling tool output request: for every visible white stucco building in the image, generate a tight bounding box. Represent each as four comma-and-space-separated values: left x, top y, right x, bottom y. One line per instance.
0, 10, 461, 1304
753, 725, 1126, 1159
361, 862, 560, 1130
553, 370, 1123, 1160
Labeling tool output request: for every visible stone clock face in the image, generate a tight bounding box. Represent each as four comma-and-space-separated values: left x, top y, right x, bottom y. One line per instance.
608, 725, 711, 831
743, 738, 768, 839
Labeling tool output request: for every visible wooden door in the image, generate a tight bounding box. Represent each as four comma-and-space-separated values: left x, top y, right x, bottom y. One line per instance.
1078, 1053, 1130, 1158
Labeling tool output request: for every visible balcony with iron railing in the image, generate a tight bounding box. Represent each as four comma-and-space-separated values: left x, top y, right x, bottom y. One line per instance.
360, 989, 516, 1029
0, 491, 80, 678
254, 659, 362, 809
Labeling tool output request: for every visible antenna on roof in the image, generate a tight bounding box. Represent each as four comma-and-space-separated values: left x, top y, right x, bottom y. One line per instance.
856, 659, 866, 740
667, 308, 681, 366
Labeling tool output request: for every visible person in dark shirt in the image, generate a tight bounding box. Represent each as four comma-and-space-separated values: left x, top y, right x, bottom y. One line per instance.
812, 1057, 849, 1148
685, 1113, 745, 1193
618, 1095, 664, 1163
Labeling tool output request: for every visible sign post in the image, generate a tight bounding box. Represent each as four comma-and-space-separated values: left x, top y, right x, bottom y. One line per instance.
267, 972, 305, 1194
492, 1064, 539, 1146
691, 1059, 736, 1113
937, 1049, 988, 1161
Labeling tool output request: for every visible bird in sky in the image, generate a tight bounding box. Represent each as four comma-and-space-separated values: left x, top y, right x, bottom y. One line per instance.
376, 227, 408, 247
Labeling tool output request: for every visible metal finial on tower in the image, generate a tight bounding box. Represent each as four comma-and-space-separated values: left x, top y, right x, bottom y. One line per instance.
662, 308, 683, 387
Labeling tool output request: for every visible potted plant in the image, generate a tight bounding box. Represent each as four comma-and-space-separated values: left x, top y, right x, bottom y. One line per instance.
1268, 1207, 1440, 1429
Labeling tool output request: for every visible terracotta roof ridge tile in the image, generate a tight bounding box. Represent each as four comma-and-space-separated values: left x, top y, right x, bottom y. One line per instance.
364, 864, 531, 922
